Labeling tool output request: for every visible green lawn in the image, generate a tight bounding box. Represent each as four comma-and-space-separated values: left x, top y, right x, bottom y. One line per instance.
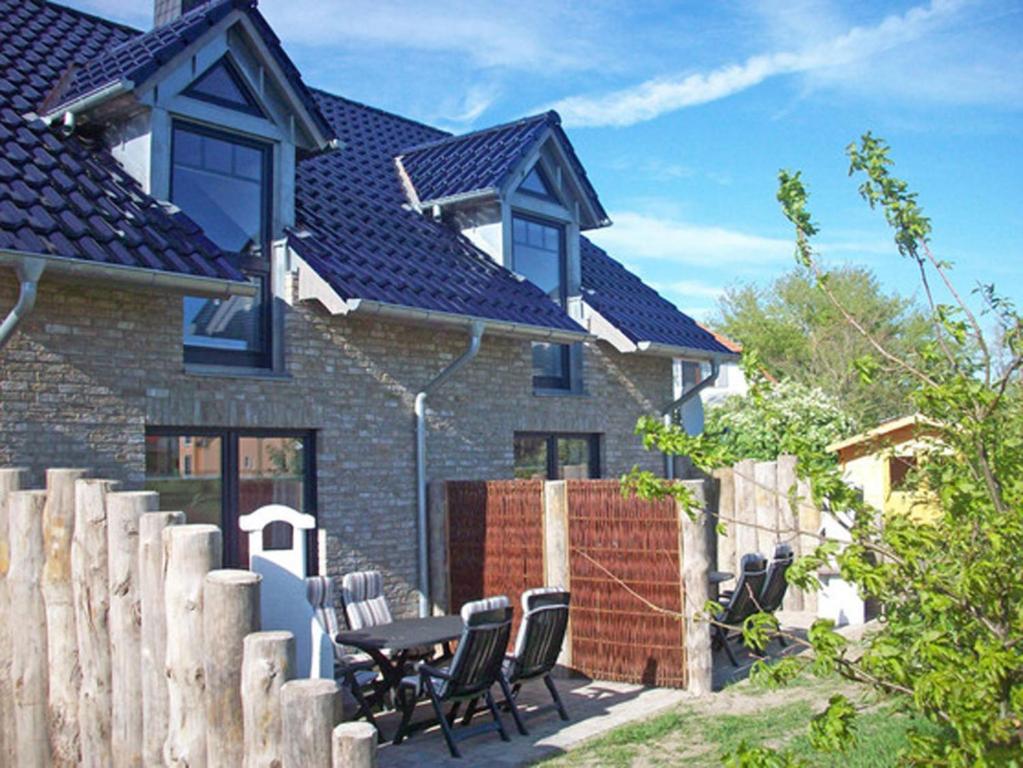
537, 676, 935, 767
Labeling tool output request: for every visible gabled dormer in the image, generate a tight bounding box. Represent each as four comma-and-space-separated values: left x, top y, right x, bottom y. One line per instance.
39, 0, 334, 372
395, 111, 609, 393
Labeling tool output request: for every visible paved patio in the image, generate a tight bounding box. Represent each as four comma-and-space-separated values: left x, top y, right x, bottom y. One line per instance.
372, 674, 691, 767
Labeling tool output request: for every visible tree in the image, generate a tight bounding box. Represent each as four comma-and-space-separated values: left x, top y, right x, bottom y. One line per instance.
629, 133, 1023, 765
703, 376, 854, 463
712, 265, 931, 429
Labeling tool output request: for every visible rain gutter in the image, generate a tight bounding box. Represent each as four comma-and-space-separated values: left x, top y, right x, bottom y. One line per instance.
661, 358, 722, 480
0, 256, 45, 350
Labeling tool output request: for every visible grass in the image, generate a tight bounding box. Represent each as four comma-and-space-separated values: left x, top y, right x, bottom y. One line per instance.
537, 676, 936, 767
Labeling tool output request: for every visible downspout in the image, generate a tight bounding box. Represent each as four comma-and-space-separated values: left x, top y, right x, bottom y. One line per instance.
662, 358, 721, 480
0, 257, 46, 350
415, 320, 485, 617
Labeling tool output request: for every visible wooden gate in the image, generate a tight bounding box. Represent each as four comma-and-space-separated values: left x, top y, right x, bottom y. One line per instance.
566, 480, 686, 687
446, 480, 545, 644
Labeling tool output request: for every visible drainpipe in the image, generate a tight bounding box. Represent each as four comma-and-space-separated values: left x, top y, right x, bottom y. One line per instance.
662, 358, 721, 480
0, 257, 46, 350
415, 320, 485, 617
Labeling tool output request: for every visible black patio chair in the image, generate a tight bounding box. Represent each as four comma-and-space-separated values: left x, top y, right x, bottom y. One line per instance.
712, 553, 768, 666
305, 576, 384, 734
393, 596, 513, 758
496, 587, 571, 736
759, 543, 795, 645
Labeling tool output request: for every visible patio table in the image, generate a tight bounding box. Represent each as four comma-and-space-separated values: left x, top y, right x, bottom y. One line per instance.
337, 615, 464, 695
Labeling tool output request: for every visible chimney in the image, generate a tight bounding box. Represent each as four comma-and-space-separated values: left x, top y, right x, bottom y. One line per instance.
153, 0, 204, 27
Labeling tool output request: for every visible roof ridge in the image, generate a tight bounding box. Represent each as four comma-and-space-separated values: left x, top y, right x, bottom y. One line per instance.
42, 0, 143, 36
396, 110, 559, 157
310, 88, 450, 139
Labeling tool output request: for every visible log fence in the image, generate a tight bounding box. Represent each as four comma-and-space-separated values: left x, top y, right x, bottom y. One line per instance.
0, 468, 374, 767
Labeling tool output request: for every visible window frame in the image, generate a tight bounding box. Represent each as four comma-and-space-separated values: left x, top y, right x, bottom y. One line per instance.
145, 426, 317, 571
170, 119, 275, 369
513, 431, 601, 480
511, 212, 572, 390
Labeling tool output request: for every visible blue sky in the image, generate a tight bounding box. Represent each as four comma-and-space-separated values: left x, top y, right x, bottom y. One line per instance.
70, 0, 1022, 322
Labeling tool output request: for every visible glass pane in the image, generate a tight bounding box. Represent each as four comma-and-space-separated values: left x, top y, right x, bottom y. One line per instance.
183, 276, 265, 352
514, 435, 548, 479
519, 166, 555, 198
512, 216, 562, 304
557, 438, 594, 479
532, 342, 565, 379
189, 60, 252, 107
144, 434, 222, 528
171, 125, 266, 252
238, 436, 307, 566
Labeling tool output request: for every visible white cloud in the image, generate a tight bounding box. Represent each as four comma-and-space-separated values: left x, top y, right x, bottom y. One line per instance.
590, 211, 897, 272
590, 212, 793, 266
656, 279, 726, 301
550, 0, 969, 127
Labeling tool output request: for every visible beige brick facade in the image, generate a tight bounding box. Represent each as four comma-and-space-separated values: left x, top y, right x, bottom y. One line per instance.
0, 272, 671, 614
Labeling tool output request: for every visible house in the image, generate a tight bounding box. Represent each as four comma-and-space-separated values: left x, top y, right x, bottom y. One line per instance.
0, 0, 735, 616
673, 329, 747, 434
827, 414, 940, 523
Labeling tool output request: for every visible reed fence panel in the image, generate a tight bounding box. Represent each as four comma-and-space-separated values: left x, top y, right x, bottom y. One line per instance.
566, 480, 686, 688
446, 480, 545, 645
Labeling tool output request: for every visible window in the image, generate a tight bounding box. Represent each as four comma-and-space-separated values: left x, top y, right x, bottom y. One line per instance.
144, 428, 315, 568
518, 165, 558, 201
184, 56, 265, 117
512, 215, 570, 389
171, 121, 273, 367
514, 433, 600, 479
680, 360, 703, 388
889, 455, 917, 491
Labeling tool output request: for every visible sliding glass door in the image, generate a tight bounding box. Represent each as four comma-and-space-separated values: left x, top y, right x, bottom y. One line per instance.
145, 428, 316, 568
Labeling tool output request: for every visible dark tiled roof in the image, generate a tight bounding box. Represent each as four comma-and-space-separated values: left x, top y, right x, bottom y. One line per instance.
0, 0, 243, 282
396, 111, 609, 226
580, 238, 734, 355
397, 112, 553, 204
292, 93, 583, 333
41, 0, 332, 142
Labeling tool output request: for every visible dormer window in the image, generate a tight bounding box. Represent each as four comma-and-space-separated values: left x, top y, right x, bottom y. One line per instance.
518, 165, 558, 201
183, 56, 265, 118
171, 121, 272, 367
513, 214, 571, 390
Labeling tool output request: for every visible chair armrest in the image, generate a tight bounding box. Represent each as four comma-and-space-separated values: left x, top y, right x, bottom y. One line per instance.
418, 662, 452, 680
338, 653, 377, 672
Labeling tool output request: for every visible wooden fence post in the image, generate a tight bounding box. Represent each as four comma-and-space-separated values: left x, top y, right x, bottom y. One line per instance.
73, 478, 118, 768
712, 467, 736, 578
163, 524, 222, 768
281, 679, 340, 768
139, 511, 185, 768
333, 721, 377, 768
775, 455, 804, 611
107, 491, 158, 768
796, 477, 820, 615
0, 467, 27, 764
42, 468, 87, 767
753, 461, 779, 557
242, 631, 295, 768
680, 479, 713, 696
732, 459, 757, 566
204, 570, 261, 768
427, 480, 449, 615
10, 490, 51, 768
543, 480, 571, 669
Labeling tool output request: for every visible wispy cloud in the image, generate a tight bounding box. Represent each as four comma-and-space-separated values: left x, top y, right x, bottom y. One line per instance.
590, 212, 793, 266
550, 0, 968, 127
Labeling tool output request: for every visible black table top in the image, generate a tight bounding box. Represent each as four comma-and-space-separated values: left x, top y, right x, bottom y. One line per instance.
337, 615, 464, 651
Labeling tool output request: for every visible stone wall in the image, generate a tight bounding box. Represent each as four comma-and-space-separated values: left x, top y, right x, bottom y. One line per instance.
0, 272, 671, 614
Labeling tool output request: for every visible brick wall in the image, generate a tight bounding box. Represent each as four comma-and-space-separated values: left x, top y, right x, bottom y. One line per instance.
0, 273, 671, 614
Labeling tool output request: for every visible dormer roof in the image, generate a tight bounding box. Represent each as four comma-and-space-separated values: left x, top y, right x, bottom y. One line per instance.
395, 111, 610, 230
39, 0, 332, 149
